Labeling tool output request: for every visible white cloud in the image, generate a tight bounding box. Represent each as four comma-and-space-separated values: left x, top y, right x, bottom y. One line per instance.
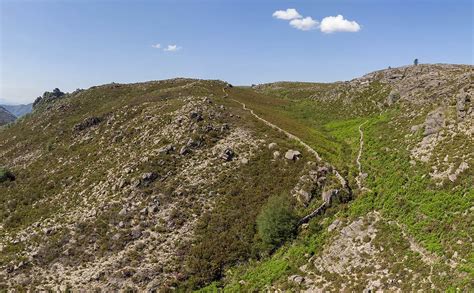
151, 43, 161, 49
164, 45, 181, 52
319, 15, 361, 33
289, 17, 319, 31
272, 8, 302, 20
272, 9, 361, 34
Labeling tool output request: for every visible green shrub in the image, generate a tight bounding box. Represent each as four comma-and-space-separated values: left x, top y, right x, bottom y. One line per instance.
0, 167, 15, 183
256, 194, 298, 250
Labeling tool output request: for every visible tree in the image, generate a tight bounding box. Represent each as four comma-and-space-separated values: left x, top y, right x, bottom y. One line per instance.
256, 194, 298, 250
414, 58, 419, 66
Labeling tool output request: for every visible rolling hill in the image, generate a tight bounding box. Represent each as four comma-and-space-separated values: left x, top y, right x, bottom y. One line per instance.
0, 64, 472, 291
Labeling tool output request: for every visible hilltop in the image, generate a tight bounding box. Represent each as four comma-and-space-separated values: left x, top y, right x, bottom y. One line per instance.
0, 64, 472, 291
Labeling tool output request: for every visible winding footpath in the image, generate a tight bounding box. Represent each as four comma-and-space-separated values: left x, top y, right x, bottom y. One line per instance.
222, 87, 348, 190
355, 120, 371, 191
223, 89, 453, 278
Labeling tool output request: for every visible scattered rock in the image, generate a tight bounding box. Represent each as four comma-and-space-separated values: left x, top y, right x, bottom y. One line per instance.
220, 148, 234, 161
322, 189, 339, 205
268, 142, 278, 150
179, 146, 189, 156
118, 179, 129, 189
241, 158, 249, 164
296, 189, 311, 203
130, 227, 142, 240
220, 123, 229, 132
317, 166, 331, 175
189, 111, 203, 122
273, 151, 281, 159
42, 227, 54, 235
327, 219, 341, 232
118, 208, 128, 216
141, 172, 158, 186
159, 144, 175, 154
73, 116, 102, 132
448, 161, 469, 182
410, 124, 423, 133
147, 205, 159, 214
288, 274, 305, 285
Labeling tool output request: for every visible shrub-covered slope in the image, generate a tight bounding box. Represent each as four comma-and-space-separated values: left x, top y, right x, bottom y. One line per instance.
0, 78, 344, 290
1, 64, 472, 291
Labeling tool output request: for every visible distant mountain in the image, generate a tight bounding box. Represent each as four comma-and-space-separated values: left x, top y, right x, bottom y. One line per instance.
0, 106, 16, 125
1, 103, 33, 117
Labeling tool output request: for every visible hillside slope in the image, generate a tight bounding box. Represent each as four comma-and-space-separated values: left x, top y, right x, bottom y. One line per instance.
0, 78, 346, 290
219, 64, 473, 291
1, 64, 472, 291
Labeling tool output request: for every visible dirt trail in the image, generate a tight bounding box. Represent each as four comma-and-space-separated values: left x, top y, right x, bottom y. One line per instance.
355, 120, 370, 191
224, 87, 348, 189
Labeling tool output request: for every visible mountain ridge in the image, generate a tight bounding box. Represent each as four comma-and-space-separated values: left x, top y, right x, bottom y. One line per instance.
0, 104, 33, 118
0, 106, 16, 126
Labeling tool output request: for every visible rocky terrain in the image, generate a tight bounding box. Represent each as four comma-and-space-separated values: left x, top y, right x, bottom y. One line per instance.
0, 64, 472, 291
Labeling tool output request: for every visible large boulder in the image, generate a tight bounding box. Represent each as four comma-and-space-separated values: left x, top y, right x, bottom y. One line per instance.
424, 108, 445, 136
456, 88, 472, 120
285, 150, 301, 160
386, 90, 401, 105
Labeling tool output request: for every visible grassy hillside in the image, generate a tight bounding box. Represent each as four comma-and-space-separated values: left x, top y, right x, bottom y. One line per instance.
202, 64, 473, 291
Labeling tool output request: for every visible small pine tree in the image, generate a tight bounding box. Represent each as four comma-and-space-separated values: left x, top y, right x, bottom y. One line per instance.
414, 58, 419, 66
256, 194, 298, 250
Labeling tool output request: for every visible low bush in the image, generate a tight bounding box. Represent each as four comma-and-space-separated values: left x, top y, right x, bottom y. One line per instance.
0, 167, 15, 183
256, 194, 298, 251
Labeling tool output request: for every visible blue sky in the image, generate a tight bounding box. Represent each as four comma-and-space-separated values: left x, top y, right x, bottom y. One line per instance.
1, 0, 473, 104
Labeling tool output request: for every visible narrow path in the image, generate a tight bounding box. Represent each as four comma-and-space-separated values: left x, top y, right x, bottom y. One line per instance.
355, 120, 370, 191
223, 87, 348, 190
